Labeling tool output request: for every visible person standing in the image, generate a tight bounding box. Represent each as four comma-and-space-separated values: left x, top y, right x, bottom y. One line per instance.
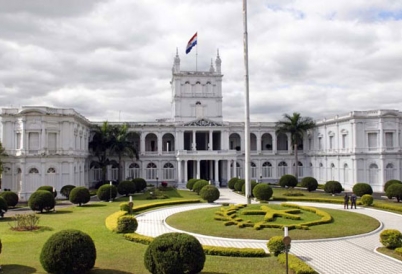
344, 193, 350, 209
350, 193, 357, 209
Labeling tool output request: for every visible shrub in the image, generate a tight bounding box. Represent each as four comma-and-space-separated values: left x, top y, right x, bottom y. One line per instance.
28, 190, 55, 213
324, 181, 343, 194
234, 179, 245, 192
116, 215, 138, 233
200, 185, 220, 203
40, 229, 96, 274
0, 196, 8, 215
241, 180, 258, 195
361, 194, 374, 206
144, 232, 205, 274
0, 191, 18, 207
37, 185, 57, 198
386, 184, 402, 202
69, 187, 90, 206
9, 213, 39, 231
132, 178, 147, 192
353, 183, 373, 197
228, 177, 239, 190
279, 175, 298, 188
120, 202, 133, 212
267, 235, 286, 256
300, 177, 318, 192
253, 183, 273, 201
193, 180, 209, 195
384, 180, 402, 192
186, 178, 199, 190
97, 184, 117, 201
380, 229, 402, 249
277, 253, 316, 274
60, 185, 75, 199
117, 180, 136, 196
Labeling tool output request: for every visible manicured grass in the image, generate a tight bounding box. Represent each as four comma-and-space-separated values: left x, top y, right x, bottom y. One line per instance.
0, 189, 286, 274
166, 204, 380, 240
376, 247, 402, 262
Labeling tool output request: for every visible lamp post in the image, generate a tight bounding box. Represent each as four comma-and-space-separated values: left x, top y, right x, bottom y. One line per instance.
259, 174, 262, 183
109, 181, 113, 203
283, 227, 291, 274
128, 195, 133, 215
156, 176, 159, 188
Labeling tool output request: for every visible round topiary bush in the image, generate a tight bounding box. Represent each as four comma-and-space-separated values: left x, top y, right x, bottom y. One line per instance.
120, 202, 133, 212
97, 184, 117, 202
0, 191, 18, 207
300, 177, 318, 192
186, 178, 199, 190
132, 178, 147, 192
0, 196, 8, 214
40, 229, 96, 274
253, 183, 273, 201
60, 185, 76, 199
228, 177, 238, 190
28, 190, 55, 213
384, 180, 402, 192
324, 181, 343, 194
193, 180, 209, 195
361, 194, 374, 206
241, 180, 258, 195
116, 215, 138, 233
117, 180, 136, 196
69, 187, 90, 206
144, 232, 205, 274
279, 174, 298, 188
353, 183, 373, 197
267, 235, 287, 256
200, 185, 220, 203
37, 185, 57, 198
234, 179, 245, 192
380, 229, 402, 249
386, 184, 402, 202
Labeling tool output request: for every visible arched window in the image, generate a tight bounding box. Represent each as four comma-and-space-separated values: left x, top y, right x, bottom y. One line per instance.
129, 163, 140, 179
29, 168, 39, 174
163, 162, 174, 180
250, 162, 257, 178
343, 164, 349, 183
262, 161, 272, 178
47, 167, 56, 173
278, 161, 287, 177
319, 163, 323, 180
369, 163, 378, 186
385, 163, 395, 182
146, 162, 158, 180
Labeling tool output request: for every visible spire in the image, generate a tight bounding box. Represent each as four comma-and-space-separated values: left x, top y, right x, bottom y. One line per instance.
209, 58, 215, 73
173, 48, 180, 73
215, 49, 221, 74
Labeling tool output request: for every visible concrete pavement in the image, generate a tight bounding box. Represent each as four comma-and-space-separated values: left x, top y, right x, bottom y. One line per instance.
135, 188, 402, 274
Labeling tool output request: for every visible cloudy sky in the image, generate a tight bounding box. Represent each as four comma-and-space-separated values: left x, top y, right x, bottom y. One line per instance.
1, 0, 402, 123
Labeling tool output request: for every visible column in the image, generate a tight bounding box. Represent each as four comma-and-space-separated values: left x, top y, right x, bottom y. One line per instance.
287, 133, 292, 153
157, 132, 162, 155
196, 160, 200, 179
41, 120, 46, 153
21, 118, 26, 153
257, 132, 261, 153
214, 160, 219, 186
192, 130, 196, 151
70, 162, 74, 185
140, 132, 146, 155
209, 160, 213, 180
209, 130, 213, 151
184, 160, 188, 182
272, 133, 277, 154
177, 160, 182, 184
227, 160, 231, 181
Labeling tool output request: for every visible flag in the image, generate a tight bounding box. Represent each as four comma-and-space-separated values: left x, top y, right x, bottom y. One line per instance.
186, 32, 197, 54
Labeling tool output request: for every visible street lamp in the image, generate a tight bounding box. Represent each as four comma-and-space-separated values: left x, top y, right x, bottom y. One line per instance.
283, 227, 291, 274
128, 195, 133, 215
109, 181, 113, 202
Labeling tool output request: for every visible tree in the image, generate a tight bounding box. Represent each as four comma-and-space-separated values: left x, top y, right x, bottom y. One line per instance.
275, 113, 315, 180
108, 123, 138, 182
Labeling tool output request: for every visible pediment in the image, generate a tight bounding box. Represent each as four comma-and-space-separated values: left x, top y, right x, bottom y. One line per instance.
184, 118, 222, 127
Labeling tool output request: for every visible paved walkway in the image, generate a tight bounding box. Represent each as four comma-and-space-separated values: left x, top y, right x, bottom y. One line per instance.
135, 188, 402, 274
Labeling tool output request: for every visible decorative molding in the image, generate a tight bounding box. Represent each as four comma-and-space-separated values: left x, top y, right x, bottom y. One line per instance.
183, 118, 222, 127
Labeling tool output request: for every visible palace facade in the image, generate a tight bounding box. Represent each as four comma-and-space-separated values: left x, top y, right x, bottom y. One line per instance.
1, 51, 401, 200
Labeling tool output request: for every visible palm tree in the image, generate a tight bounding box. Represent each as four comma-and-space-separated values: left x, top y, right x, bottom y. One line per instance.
275, 113, 316, 180
108, 123, 139, 182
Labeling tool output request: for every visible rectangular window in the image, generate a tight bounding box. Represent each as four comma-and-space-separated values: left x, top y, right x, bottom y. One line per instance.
329, 136, 334, 150
342, 135, 347, 149
308, 138, 312, 150
48, 133, 57, 152
28, 132, 39, 152
368, 133, 377, 150
385, 132, 393, 149
16, 133, 21, 149
318, 137, 322, 150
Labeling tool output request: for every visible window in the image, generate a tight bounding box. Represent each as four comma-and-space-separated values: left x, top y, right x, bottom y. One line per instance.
48, 133, 57, 153
369, 163, 378, 185
163, 162, 174, 180
278, 161, 287, 177
329, 136, 334, 150
16, 133, 21, 149
29, 132, 39, 152
47, 167, 56, 173
146, 162, 158, 180
343, 164, 349, 183
250, 162, 257, 178
308, 138, 312, 150
368, 133, 377, 150
318, 137, 322, 150
129, 163, 140, 179
29, 168, 39, 174
385, 132, 393, 149
385, 163, 394, 182
262, 162, 272, 178
342, 135, 347, 149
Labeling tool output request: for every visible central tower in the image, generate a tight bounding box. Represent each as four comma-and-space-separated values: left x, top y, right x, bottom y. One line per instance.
170, 50, 223, 123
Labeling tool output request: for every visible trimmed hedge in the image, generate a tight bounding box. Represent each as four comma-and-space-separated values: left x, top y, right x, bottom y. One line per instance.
116, 215, 138, 233
203, 245, 266, 257
97, 184, 117, 201
124, 233, 154, 245
253, 183, 273, 201
144, 232, 205, 274
186, 178, 199, 190
120, 202, 133, 212
324, 181, 343, 194
278, 253, 317, 274
131, 199, 201, 213
60, 185, 75, 199
228, 177, 239, 190
241, 180, 258, 195
40, 229, 96, 274
193, 180, 209, 194
0, 197, 8, 214
380, 229, 402, 249
234, 179, 245, 192
353, 183, 373, 197
37, 185, 57, 198
386, 184, 402, 202
200, 185, 220, 203
279, 174, 298, 188
132, 178, 147, 192
106, 211, 129, 232
117, 180, 136, 196
0, 191, 18, 207
361, 194, 374, 206
300, 177, 318, 192
268, 235, 286, 256
69, 187, 90, 206
384, 180, 402, 192
28, 190, 55, 213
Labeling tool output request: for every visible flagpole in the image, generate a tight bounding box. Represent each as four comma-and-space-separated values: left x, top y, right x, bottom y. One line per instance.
196, 33, 198, 72
243, 0, 251, 204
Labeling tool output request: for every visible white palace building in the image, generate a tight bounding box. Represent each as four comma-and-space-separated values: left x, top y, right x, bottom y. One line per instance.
1, 51, 402, 200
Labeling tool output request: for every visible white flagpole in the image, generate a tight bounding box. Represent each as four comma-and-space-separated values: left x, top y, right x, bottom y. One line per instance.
196, 33, 198, 72
243, 0, 251, 204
